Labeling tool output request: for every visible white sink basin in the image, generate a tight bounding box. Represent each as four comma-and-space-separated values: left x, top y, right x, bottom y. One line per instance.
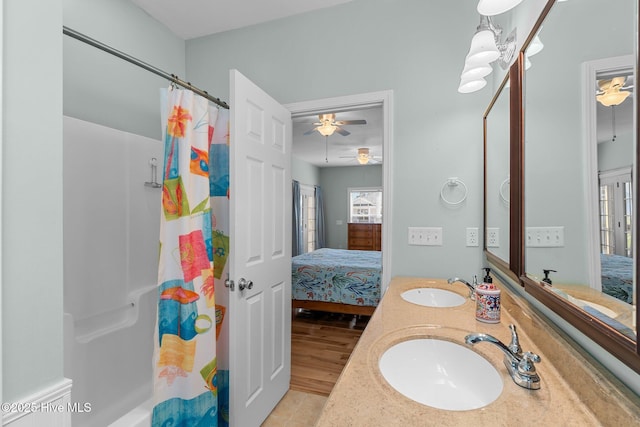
401, 288, 466, 308
379, 338, 503, 410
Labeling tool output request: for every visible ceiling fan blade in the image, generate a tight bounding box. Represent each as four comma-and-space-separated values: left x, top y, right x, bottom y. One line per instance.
303, 127, 319, 135
335, 126, 350, 136
334, 119, 367, 125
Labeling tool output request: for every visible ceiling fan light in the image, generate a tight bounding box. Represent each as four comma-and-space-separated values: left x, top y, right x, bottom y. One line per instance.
458, 77, 487, 94
317, 123, 337, 136
597, 90, 631, 107
461, 61, 493, 80
357, 148, 370, 165
467, 30, 500, 64
477, 0, 524, 16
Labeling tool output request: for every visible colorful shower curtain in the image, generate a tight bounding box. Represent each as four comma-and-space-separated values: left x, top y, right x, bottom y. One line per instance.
152, 87, 228, 426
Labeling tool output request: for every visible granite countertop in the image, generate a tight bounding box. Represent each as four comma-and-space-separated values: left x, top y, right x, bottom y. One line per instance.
315, 276, 640, 426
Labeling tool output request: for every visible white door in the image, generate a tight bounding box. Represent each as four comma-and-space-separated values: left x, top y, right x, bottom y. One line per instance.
229, 69, 292, 427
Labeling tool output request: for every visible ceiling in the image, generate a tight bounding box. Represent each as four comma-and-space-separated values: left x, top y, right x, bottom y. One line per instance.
292, 107, 384, 168
130, 0, 354, 40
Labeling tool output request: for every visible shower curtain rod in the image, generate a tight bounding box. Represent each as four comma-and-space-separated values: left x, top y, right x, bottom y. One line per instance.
62, 26, 229, 109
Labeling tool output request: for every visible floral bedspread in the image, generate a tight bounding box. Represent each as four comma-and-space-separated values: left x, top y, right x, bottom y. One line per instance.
600, 253, 634, 304
292, 248, 381, 307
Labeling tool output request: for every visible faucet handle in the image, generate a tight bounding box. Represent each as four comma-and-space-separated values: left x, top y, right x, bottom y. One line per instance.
508, 324, 523, 357
517, 351, 541, 375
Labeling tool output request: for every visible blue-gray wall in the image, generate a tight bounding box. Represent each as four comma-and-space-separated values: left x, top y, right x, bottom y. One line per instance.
320, 165, 382, 249
3, 0, 63, 401
63, 0, 186, 140
292, 157, 320, 186
186, 0, 491, 281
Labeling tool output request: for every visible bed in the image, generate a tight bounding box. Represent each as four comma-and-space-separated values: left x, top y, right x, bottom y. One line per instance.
600, 253, 634, 304
291, 248, 381, 316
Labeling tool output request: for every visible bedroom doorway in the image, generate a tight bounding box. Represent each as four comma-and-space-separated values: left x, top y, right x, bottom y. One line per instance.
285, 90, 394, 290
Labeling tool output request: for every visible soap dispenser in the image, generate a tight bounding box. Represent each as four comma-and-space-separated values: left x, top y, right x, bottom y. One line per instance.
542, 269, 557, 286
475, 268, 501, 323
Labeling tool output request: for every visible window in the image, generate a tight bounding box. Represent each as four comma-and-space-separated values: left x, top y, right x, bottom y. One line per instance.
599, 168, 633, 257
348, 187, 382, 223
300, 185, 316, 253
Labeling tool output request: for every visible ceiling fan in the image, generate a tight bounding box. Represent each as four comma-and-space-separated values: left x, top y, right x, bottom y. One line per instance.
303, 113, 367, 137
340, 148, 381, 165
596, 76, 634, 106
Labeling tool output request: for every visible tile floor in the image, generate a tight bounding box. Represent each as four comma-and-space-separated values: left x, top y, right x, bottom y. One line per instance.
261, 389, 327, 427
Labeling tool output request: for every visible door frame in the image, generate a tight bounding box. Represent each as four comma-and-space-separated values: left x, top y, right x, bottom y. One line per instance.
583, 55, 634, 291
285, 90, 394, 292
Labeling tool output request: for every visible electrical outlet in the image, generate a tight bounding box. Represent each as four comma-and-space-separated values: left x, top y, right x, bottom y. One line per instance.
526, 226, 565, 247
408, 227, 443, 246
487, 228, 499, 247
466, 227, 479, 247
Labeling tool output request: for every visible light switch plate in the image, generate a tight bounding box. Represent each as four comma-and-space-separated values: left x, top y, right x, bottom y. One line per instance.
408, 227, 443, 246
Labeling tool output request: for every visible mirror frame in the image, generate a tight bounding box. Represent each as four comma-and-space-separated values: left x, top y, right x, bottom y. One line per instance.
484, 59, 524, 283
491, 0, 640, 374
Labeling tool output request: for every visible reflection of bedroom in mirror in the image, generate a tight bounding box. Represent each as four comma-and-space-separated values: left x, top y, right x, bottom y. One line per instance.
523, 0, 636, 341
289, 98, 389, 317
591, 61, 634, 303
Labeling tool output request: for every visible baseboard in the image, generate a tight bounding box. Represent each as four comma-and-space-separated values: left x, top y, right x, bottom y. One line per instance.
2, 378, 73, 427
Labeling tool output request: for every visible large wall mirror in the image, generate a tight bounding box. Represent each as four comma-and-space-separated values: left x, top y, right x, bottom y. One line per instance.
520, 0, 639, 372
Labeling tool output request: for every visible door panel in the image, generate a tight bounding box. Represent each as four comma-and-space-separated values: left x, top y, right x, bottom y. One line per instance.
229, 69, 292, 427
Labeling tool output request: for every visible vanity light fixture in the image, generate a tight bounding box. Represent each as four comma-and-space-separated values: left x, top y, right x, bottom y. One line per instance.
467, 26, 500, 65
458, 77, 488, 94
461, 61, 493, 80
527, 35, 544, 57
458, 15, 517, 93
477, 0, 524, 16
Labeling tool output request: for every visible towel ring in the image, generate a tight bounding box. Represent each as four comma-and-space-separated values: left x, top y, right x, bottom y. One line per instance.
499, 176, 510, 205
440, 177, 468, 206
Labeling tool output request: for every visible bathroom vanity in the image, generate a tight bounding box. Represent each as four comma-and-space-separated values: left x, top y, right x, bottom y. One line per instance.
314, 277, 640, 426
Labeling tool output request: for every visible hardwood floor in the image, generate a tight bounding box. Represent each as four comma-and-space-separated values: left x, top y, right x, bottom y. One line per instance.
290, 309, 370, 396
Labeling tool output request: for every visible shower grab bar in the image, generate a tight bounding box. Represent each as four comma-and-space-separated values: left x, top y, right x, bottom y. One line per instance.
74, 301, 135, 323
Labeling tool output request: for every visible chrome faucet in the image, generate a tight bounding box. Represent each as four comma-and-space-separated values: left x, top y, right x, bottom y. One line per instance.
447, 276, 476, 300
465, 324, 541, 390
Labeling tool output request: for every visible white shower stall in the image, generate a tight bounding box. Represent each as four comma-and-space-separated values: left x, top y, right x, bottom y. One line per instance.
63, 116, 162, 426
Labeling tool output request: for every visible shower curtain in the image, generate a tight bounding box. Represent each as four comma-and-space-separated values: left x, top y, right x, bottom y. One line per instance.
152, 87, 227, 426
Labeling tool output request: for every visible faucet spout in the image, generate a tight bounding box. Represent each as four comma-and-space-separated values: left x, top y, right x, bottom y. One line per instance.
447, 277, 476, 300
465, 333, 519, 364
465, 326, 542, 390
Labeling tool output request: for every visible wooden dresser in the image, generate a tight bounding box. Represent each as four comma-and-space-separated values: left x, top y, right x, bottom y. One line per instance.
347, 223, 381, 251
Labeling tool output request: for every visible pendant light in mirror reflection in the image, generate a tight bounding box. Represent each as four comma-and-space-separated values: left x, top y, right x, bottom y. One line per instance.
458, 15, 517, 94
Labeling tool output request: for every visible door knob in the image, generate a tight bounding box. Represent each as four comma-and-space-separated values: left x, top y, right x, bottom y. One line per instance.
238, 278, 253, 291
224, 277, 235, 291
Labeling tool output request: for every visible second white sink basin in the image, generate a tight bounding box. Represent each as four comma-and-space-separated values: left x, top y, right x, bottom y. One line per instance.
401, 288, 466, 307
379, 338, 503, 411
